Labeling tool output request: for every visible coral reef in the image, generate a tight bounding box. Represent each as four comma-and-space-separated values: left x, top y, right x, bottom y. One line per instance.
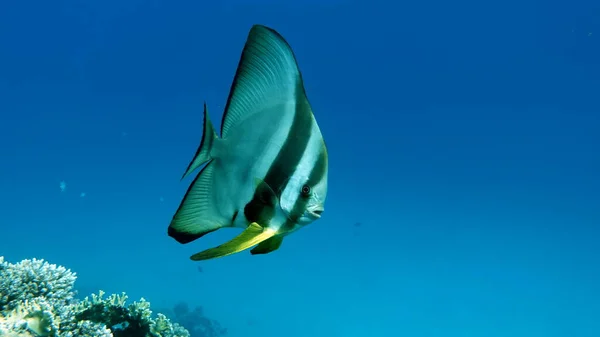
0, 256, 190, 337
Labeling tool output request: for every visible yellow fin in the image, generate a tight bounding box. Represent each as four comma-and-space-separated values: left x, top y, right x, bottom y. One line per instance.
190, 222, 276, 261
250, 235, 284, 255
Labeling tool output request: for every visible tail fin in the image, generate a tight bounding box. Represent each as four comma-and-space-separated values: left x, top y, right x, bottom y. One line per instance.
181, 102, 218, 180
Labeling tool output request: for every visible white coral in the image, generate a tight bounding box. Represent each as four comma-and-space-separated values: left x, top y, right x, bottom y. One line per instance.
0, 258, 76, 312
0, 257, 191, 337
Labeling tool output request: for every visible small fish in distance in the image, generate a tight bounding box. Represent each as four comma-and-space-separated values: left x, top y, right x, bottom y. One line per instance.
167, 24, 329, 261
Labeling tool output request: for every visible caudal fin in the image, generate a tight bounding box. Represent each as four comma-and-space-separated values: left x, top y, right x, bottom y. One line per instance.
181, 102, 217, 180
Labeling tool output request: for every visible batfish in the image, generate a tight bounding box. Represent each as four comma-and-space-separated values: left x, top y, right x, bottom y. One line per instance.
168, 24, 328, 261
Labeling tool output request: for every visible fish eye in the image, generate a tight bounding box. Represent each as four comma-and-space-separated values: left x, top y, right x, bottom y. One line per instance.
301, 184, 311, 197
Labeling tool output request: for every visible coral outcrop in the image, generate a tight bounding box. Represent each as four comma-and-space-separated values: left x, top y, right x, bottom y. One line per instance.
0, 256, 190, 337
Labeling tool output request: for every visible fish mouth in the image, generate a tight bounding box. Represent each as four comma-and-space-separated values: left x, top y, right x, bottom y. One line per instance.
308, 207, 324, 219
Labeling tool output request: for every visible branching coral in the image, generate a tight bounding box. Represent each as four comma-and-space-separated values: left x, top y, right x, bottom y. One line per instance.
0, 257, 76, 312
0, 257, 190, 337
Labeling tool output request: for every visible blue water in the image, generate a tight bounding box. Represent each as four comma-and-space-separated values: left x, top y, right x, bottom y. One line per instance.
1, 0, 599, 336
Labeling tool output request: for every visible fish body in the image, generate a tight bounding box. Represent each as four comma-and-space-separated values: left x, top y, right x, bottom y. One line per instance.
168, 24, 328, 261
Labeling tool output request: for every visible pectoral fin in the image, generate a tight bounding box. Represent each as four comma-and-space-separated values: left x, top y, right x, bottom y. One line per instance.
190, 222, 277, 261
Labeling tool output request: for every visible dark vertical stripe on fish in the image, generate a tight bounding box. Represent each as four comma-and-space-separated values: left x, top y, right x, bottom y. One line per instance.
306, 144, 327, 187
283, 145, 327, 229
263, 96, 313, 196
244, 87, 312, 225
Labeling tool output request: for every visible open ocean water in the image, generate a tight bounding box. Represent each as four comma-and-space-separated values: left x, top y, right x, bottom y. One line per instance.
1, 0, 599, 336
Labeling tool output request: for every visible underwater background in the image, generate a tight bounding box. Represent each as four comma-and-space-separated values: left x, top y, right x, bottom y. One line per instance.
1, 0, 599, 336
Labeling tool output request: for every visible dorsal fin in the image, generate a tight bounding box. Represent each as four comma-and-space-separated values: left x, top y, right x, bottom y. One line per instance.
219, 24, 307, 138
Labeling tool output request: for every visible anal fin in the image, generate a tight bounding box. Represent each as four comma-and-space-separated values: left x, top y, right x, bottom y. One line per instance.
190, 222, 276, 261
250, 235, 284, 255
168, 160, 228, 244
